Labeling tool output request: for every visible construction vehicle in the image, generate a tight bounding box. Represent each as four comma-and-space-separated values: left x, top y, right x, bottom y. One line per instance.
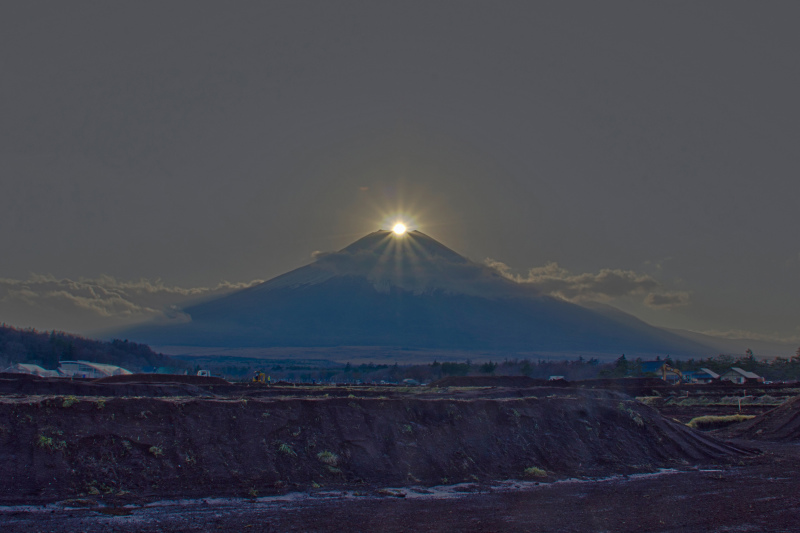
661, 363, 682, 382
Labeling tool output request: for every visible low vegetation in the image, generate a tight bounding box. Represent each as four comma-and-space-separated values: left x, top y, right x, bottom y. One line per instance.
687, 414, 756, 431
316, 450, 339, 465
149, 446, 164, 457
278, 442, 297, 457
524, 466, 547, 478
62, 396, 79, 408
0, 324, 183, 372
37, 434, 66, 451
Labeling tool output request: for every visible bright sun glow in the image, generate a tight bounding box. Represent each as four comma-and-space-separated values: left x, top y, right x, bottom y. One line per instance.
392, 223, 407, 235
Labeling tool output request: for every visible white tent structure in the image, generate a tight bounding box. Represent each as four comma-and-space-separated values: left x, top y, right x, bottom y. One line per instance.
58, 360, 132, 379
2, 363, 61, 378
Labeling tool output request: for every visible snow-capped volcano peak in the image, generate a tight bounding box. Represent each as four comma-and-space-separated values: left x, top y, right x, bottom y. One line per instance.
338, 230, 468, 263
253, 229, 522, 298
119, 230, 711, 356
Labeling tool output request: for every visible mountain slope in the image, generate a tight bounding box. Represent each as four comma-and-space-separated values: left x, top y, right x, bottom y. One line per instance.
122, 230, 710, 356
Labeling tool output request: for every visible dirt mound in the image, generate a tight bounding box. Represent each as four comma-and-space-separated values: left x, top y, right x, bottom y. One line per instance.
717, 395, 800, 441
0, 391, 751, 504
430, 376, 554, 388
94, 374, 230, 385
0, 378, 217, 398
0, 372, 42, 380
576, 377, 672, 396
427, 377, 669, 396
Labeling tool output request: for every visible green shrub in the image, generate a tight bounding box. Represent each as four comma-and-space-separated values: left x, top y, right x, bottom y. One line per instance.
62, 396, 79, 408
37, 434, 66, 451
317, 450, 339, 465
278, 442, 297, 457
524, 466, 547, 478
686, 414, 755, 431
149, 446, 164, 457
635, 396, 662, 407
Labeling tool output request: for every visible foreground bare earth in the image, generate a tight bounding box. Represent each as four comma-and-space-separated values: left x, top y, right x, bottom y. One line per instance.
1, 375, 798, 531
2, 441, 799, 532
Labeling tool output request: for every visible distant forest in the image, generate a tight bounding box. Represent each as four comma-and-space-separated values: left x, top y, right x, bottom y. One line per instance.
0, 324, 182, 372
604, 349, 800, 381
196, 350, 800, 383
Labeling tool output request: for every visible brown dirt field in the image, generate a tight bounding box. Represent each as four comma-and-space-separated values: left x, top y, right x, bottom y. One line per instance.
5, 374, 795, 531
0, 386, 752, 506
717, 395, 800, 441
1, 441, 797, 532
0, 372, 42, 380
429, 376, 552, 388
94, 374, 231, 385
0, 376, 217, 398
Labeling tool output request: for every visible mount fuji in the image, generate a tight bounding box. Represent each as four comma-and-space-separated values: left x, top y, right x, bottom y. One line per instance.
121, 230, 710, 357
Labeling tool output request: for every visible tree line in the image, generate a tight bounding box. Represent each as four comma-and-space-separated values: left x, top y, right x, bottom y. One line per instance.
603, 348, 800, 381
0, 324, 183, 372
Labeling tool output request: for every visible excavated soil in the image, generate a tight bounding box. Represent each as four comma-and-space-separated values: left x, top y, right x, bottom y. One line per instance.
0, 376, 216, 398
429, 376, 554, 388
5, 445, 799, 533
94, 374, 231, 385
717, 395, 800, 441
0, 385, 752, 506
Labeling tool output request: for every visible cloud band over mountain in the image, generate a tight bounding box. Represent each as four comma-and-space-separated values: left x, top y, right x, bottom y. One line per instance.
485, 259, 690, 310
0, 275, 262, 334
0, 254, 692, 336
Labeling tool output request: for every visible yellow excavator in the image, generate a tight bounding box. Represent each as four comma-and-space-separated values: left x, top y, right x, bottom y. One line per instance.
661, 363, 683, 382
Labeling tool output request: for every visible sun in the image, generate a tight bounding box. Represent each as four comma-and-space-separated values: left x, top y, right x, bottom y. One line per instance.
392, 223, 407, 235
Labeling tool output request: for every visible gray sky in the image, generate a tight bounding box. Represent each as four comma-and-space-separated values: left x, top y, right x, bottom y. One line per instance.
2, 2, 799, 346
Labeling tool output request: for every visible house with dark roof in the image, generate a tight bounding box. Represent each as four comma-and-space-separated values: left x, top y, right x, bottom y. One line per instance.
719, 367, 763, 384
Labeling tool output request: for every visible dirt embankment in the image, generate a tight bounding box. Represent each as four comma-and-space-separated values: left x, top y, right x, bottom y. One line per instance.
94, 374, 230, 385
0, 389, 751, 505
717, 395, 800, 441
0, 377, 216, 398
430, 376, 568, 388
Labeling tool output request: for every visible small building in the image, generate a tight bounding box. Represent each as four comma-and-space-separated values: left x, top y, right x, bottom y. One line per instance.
58, 360, 132, 379
548, 375, 566, 381
2, 363, 60, 378
683, 368, 720, 384
719, 367, 763, 384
